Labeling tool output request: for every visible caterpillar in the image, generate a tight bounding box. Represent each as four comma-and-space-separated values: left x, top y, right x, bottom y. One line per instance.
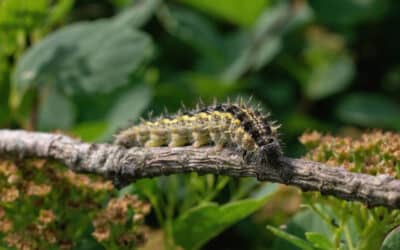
114, 100, 282, 164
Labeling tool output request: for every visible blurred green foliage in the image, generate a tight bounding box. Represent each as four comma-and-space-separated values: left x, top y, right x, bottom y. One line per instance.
1, 0, 400, 249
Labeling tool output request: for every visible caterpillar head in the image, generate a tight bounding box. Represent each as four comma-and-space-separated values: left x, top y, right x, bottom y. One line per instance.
259, 136, 282, 166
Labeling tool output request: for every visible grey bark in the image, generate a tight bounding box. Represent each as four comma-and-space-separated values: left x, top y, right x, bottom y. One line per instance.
0, 129, 399, 209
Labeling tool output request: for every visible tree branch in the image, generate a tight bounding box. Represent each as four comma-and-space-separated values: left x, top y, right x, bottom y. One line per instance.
1, 129, 399, 209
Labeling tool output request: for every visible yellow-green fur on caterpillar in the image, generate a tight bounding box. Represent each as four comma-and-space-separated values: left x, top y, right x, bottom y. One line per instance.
114, 101, 282, 163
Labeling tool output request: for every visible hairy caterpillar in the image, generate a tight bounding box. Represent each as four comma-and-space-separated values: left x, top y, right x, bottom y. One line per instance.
114, 100, 282, 164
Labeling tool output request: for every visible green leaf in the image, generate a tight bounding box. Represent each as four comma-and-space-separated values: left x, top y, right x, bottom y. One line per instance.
105, 84, 151, 138
283, 113, 330, 135
173, 184, 279, 249
309, 0, 388, 27
0, 0, 48, 30
38, 86, 76, 131
48, 0, 74, 25
74, 237, 104, 250
0, 60, 10, 125
267, 226, 314, 250
179, 0, 269, 26
187, 73, 236, 98
381, 226, 400, 250
305, 232, 334, 250
70, 121, 108, 142
222, 1, 312, 81
336, 93, 400, 129
383, 65, 400, 92
13, 11, 154, 106
305, 55, 355, 99
222, 33, 282, 81
221, 3, 288, 81
0, 0, 61, 55
272, 209, 331, 250
165, 7, 222, 57
113, 0, 161, 28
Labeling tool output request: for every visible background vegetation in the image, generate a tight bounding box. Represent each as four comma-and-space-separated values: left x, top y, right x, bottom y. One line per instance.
1, 0, 400, 249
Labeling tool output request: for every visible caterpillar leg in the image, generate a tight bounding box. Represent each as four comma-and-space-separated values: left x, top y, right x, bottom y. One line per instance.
145, 130, 168, 147
169, 132, 190, 147
192, 130, 210, 147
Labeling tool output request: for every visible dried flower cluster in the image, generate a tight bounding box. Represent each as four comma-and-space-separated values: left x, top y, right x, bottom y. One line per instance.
299, 130, 400, 249
300, 130, 400, 177
2, 207, 61, 250
0, 158, 150, 249
58, 169, 114, 191
92, 194, 151, 248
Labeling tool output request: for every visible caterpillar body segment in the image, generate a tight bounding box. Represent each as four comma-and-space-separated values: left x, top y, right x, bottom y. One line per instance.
114, 102, 282, 162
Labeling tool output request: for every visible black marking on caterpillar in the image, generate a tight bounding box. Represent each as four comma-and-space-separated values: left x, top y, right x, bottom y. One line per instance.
114, 100, 282, 164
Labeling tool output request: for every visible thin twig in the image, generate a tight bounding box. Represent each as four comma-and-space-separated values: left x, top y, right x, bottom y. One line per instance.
0, 129, 399, 209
